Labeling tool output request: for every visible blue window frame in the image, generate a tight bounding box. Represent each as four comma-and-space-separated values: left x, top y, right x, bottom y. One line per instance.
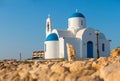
102, 43, 105, 52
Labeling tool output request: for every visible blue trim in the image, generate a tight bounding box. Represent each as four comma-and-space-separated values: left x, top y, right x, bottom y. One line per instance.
87, 41, 93, 58
70, 12, 85, 18
46, 33, 59, 41
102, 43, 105, 52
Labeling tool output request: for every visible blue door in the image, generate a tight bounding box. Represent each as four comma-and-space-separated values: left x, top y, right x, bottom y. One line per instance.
87, 41, 93, 58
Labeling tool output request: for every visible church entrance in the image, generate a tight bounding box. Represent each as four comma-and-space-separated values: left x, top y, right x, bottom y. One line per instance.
87, 41, 93, 58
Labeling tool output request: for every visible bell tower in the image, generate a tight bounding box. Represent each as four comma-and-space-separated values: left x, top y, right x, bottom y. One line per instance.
46, 14, 52, 37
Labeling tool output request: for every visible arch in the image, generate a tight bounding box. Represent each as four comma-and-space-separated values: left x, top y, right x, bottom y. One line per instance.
87, 41, 93, 58
81, 20, 83, 25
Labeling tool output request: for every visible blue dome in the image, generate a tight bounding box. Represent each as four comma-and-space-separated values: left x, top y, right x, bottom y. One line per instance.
70, 12, 85, 18
46, 33, 59, 41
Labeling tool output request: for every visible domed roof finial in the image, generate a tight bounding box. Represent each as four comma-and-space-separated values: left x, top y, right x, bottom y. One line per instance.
70, 9, 85, 18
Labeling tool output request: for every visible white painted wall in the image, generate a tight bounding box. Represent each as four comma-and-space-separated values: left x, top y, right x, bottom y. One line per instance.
68, 17, 86, 35
76, 28, 110, 58
98, 33, 110, 57
82, 28, 96, 58
99, 39, 110, 57
45, 41, 59, 59
44, 28, 110, 59
59, 37, 64, 58
63, 37, 81, 59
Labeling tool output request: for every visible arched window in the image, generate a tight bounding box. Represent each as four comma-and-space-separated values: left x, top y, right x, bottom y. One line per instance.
81, 20, 83, 25
102, 43, 105, 52
47, 23, 49, 31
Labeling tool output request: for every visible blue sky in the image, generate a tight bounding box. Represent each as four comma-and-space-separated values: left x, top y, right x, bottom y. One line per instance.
0, 0, 120, 59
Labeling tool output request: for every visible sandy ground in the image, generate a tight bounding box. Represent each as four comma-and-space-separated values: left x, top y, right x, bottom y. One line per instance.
0, 56, 120, 81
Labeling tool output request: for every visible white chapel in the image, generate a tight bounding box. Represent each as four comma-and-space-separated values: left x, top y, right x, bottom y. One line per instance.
44, 11, 110, 59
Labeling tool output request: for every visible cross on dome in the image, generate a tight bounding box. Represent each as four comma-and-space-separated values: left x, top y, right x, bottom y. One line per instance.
70, 9, 85, 18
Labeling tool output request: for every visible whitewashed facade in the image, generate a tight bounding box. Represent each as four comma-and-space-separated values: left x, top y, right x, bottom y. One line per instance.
44, 11, 110, 59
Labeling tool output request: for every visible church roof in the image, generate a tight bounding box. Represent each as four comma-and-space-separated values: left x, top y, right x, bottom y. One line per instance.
46, 33, 59, 41
52, 29, 74, 37
70, 12, 85, 18
98, 33, 106, 39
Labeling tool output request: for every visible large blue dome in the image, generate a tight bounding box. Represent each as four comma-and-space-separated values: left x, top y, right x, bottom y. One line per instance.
46, 33, 59, 41
70, 12, 85, 18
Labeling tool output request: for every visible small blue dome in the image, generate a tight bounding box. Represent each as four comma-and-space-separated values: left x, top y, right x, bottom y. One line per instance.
46, 33, 59, 41
70, 12, 85, 18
